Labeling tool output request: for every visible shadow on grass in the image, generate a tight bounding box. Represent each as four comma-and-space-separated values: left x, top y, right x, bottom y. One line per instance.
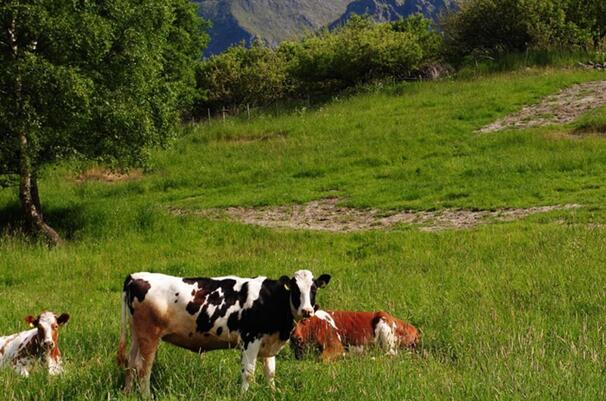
0, 201, 87, 241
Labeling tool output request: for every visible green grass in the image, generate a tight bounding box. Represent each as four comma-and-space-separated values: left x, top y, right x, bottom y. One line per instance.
2, 67, 606, 400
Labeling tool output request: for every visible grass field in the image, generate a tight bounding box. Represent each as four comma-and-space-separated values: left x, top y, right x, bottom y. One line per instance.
2, 67, 606, 400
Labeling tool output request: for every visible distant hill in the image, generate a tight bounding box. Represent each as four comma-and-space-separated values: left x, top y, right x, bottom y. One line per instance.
194, 0, 454, 56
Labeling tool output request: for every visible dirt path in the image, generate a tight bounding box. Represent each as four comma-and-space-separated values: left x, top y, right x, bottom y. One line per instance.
171, 198, 580, 232
479, 80, 606, 133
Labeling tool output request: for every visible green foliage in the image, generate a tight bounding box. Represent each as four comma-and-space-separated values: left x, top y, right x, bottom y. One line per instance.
195, 15, 442, 110
442, 0, 606, 62
0, 0, 206, 176
196, 42, 289, 110
285, 16, 432, 96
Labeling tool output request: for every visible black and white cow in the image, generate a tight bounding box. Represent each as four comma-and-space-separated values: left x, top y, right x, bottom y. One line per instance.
117, 270, 331, 397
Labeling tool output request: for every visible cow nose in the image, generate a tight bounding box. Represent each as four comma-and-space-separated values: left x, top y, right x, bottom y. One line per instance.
301, 308, 314, 318
43, 341, 54, 349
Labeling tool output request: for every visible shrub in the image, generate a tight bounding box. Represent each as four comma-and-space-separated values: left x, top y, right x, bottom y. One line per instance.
285, 16, 440, 96
196, 42, 289, 111
442, 0, 606, 63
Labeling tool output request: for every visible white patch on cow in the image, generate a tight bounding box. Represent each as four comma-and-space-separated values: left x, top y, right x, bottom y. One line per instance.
374, 318, 398, 356
316, 309, 341, 342
292, 270, 315, 319
315, 310, 337, 330
36, 312, 57, 348
241, 277, 264, 310
241, 339, 261, 392
0, 331, 36, 375
262, 356, 276, 390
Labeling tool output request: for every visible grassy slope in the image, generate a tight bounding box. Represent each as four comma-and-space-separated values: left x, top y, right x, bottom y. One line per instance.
1, 68, 606, 400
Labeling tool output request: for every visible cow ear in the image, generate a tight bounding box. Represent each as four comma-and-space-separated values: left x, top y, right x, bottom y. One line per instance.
25, 315, 37, 327
279, 275, 291, 290
56, 313, 70, 326
315, 274, 331, 288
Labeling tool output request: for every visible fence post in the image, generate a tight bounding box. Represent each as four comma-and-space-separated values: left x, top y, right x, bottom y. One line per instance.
247, 103, 250, 120
222, 107, 226, 123
207, 108, 211, 123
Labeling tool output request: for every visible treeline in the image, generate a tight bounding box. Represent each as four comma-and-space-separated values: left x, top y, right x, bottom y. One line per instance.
195, 16, 441, 112
194, 0, 606, 112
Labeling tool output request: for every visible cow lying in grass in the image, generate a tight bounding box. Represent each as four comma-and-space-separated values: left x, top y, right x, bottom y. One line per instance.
0, 311, 70, 377
118, 270, 331, 397
291, 310, 419, 361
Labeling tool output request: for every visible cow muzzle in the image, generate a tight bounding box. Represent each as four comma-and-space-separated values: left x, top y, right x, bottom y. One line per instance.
42, 340, 55, 350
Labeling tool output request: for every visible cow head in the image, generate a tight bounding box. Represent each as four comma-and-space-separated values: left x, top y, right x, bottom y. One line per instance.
280, 270, 330, 320
25, 311, 70, 350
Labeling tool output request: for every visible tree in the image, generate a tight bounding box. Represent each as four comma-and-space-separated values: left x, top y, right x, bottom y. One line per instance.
0, 0, 207, 244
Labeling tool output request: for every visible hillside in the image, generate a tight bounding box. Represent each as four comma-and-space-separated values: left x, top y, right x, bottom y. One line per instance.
3, 68, 606, 400
195, 0, 454, 55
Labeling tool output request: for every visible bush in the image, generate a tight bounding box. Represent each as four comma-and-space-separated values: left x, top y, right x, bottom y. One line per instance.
442, 0, 606, 63
196, 42, 289, 110
285, 16, 440, 96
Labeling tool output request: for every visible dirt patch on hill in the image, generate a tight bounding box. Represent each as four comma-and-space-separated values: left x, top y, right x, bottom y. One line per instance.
171, 198, 580, 232
75, 168, 142, 183
479, 81, 606, 133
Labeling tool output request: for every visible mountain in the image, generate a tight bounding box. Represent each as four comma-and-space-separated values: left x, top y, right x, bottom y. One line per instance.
195, 0, 454, 56
330, 0, 452, 29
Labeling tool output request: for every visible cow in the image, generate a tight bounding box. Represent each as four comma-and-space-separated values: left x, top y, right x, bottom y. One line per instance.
0, 311, 70, 377
117, 270, 331, 397
291, 310, 419, 361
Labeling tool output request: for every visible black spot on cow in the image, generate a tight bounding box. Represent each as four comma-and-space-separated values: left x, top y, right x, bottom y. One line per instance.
174, 299, 178, 303
216, 327, 223, 336
238, 283, 248, 307
195, 305, 213, 332
123, 275, 151, 314
207, 291, 223, 305
227, 312, 239, 332
186, 302, 201, 315
290, 278, 301, 311
175, 292, 179, 296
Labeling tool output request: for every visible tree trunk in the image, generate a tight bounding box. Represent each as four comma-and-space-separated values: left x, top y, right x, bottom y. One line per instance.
18, 132, 62, 245
31, 173, 42, 212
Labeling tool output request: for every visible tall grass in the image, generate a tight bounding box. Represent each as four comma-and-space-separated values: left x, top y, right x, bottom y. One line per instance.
1, 67, 606, 400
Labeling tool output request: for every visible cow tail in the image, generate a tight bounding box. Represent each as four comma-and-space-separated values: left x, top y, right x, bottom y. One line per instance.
117, 278, 130, 368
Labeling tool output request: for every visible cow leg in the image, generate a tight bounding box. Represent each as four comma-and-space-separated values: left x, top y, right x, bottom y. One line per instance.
375, 319, 398, 356
240, 339, 261, 392
136, 335, 160, 399
262, 356, 276, 390
47, 354, 63, 375
320, 339, 345, 362
12, 359, 31, 377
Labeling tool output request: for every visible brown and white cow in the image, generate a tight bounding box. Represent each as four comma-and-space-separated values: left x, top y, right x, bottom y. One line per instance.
291, 310, 419, 361
0, 311, 70, 377
117, 270, 331, 397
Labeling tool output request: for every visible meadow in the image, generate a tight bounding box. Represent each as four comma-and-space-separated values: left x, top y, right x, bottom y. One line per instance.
1, 67, 606, 400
